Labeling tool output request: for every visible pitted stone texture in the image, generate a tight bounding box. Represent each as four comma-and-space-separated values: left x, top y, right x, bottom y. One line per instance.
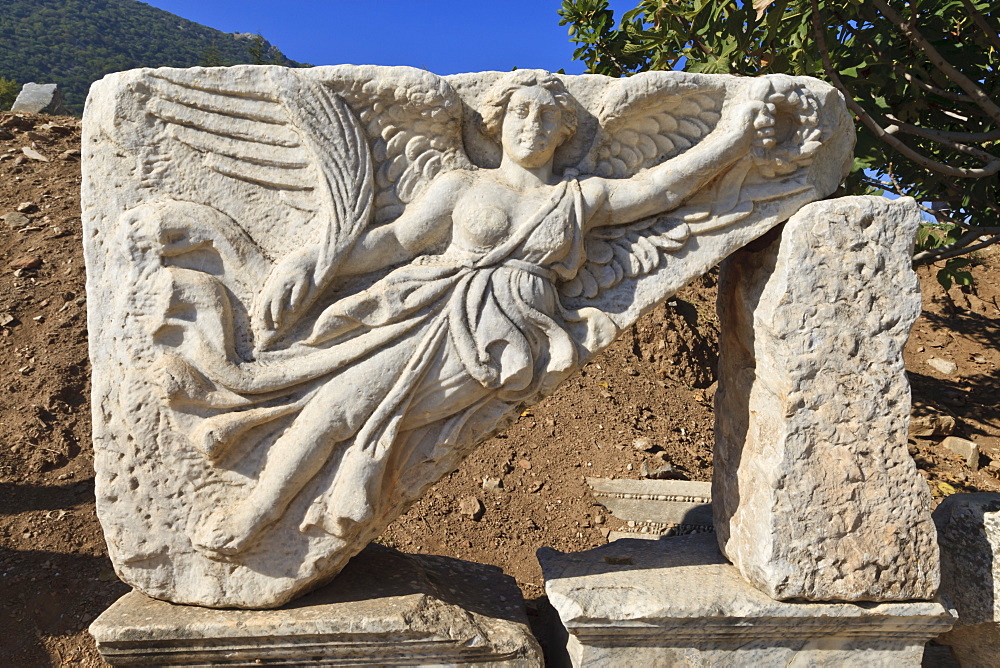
91, 543, 542, 666
933, 493, 1000, 667
540, 533, 954, 667
83, 65, 853, 607
714, 196, 939, 601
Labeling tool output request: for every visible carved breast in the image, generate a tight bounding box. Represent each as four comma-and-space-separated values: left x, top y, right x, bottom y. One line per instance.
452, 202, 511, 252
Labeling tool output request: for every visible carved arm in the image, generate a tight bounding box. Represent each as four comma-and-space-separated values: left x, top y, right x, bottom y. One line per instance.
336, 170, 466, 276
583, 101, 771, 231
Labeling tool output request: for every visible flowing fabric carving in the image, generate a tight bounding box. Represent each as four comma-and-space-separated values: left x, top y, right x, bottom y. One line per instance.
82, 65, 854, 607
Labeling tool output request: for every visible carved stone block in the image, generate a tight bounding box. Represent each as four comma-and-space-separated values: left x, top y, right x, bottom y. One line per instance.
82, 65, 852, 607
714, 196, 939, 601
540, 533, 954, 667
90, 544, 542, 666
586, 477, 712, 540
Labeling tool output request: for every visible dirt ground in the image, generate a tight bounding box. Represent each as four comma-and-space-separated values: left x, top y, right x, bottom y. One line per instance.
0, 111, 997, 666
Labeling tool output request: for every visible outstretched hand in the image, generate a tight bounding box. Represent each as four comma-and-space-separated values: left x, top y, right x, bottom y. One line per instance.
254, 247, 319, 335
727, 78, 779, 159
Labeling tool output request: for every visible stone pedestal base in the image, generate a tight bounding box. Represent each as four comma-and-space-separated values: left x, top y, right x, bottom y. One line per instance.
540, 534, 953, 667
91, 544, 542, 666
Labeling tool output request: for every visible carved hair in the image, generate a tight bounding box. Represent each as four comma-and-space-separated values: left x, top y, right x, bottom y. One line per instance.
480, 70, 578, 141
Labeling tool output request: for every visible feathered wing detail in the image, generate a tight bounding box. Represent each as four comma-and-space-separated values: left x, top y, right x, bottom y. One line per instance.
579, 75, 725, 179
145, 66, 374, 288
147, 68, 378, 343
312, 66, 473, 225
562, 74, 830, 301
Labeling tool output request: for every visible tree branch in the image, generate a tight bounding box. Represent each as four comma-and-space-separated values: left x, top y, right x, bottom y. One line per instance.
960, 0, 1000, 52
913, 232, 1000, 265
895, 66, 972, 103
810, 0, 1000, 178
871, 0, 1000, 125
885, 122, 1000, 164
882, 165, 959, 226
884, 117, 1000, 143
833, 9, 981, 108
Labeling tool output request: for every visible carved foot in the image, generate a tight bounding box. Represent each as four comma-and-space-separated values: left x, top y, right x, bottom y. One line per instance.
191, 501, 274, 558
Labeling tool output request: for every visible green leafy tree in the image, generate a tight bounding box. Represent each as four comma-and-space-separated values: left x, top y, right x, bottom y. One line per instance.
246, 33, 285, 66
200, 45, 228, 67
247, 34, 268, 65
559, 0, 1000, 283
0, 76, 19, 109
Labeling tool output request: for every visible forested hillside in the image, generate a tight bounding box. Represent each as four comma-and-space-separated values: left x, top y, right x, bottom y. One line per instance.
0, 0, 302, 114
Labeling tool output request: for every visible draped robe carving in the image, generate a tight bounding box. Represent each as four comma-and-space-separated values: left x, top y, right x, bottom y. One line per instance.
82, 65, 855, 607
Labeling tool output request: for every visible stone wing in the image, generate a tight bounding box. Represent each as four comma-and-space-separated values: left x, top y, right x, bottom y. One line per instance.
563, 74, 832, 302
311, 65, 473, 225
145, 66, 374, 278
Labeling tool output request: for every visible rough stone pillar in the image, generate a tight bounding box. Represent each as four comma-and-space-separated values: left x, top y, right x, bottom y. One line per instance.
933, 492, 1000, 666
714, 196, 939, 601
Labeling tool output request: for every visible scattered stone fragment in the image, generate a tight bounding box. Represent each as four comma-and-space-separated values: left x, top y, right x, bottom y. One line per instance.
640, 460, 684, 480
632, 436, 654, 452
11, 82, 70, 115
458, 495, 484, 521
0, 127, 11, 140
2, 212, 30, 229
933, 493, 1000, 667
16, 202, 37, 213
927, 357, 959, 375
518, 459, 531, 470
588, 478, 712, 541
10, 257, 42, 270
60, 149, 81, 161
972, 354, 987, 364
909, 403, 956, 437
21, 147, 49, 162
482, 477, 503, 493
0, 114, 32, 131
38, 122, 75, 136
942, 436, 980, 470
0, 312, 17, 327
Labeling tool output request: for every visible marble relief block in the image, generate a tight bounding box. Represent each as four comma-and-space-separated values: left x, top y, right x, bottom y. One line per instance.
82, 65, 852, 608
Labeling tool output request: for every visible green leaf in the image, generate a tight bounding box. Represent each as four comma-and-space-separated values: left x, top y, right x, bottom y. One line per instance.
936, 268, 953, 290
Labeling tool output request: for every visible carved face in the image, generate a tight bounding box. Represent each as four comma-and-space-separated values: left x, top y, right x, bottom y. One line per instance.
501, 86, 567, 169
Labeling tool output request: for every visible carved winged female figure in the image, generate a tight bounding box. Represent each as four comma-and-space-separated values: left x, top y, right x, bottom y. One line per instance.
84, 65, 851, 606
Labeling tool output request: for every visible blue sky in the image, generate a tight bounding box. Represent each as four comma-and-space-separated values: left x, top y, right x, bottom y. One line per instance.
142, 1, 635, 75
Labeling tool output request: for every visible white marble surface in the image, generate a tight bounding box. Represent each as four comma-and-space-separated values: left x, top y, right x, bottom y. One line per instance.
714, 196, 939, 601
540, 533, 954, 667
91, 543, 542, 666
82, 65, 853, 607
